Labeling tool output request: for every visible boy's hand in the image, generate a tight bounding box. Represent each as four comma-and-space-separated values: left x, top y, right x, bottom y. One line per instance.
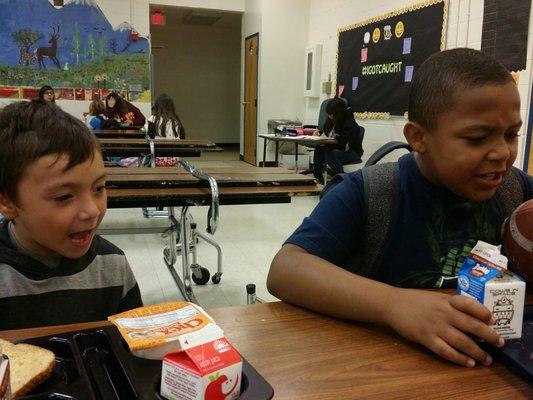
385, 289, 504, 367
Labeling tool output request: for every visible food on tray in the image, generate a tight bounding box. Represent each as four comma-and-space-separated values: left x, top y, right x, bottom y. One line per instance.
0, 338, 55, 398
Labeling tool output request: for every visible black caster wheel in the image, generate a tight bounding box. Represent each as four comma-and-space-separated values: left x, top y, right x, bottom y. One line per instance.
191, 265, 210, 285
211, 273, 222, 284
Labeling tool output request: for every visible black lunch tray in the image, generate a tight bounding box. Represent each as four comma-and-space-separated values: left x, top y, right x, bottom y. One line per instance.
18, 325, 274, 400
481, 304, 533, 385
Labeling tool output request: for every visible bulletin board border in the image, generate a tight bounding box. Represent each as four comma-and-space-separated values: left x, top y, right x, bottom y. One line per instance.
334, 0, 449, 120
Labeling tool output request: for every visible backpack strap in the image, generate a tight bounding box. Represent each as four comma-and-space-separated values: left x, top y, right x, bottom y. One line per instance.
493, 167, 525, 217
346, 162, 399, 278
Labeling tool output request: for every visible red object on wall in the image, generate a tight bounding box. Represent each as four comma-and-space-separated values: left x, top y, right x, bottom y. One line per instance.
151, 11, 166, 26
130, 29, 139, 42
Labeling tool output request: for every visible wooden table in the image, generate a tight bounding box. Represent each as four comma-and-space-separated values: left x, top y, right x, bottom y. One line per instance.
99, 138, 222, 158
93, 128, 145, 139
105, 166, 321, 208
2, 301, 531, 399
104, 166, 321, 303
259, 133, 337, 172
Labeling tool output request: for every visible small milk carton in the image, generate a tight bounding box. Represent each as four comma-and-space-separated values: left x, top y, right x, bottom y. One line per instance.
161, 336, 242, 400
457, 241, 526, 339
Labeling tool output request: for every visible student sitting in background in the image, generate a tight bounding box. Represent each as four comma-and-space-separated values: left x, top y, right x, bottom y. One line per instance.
85, 99, 107, 130
313, 98, 364, 183
148, 93, 186, 139
0, 100, 143, 330
268, 48, 532, 368
105, 92, 145, 127
38, 85, 55, 103
147, 93, 186, 167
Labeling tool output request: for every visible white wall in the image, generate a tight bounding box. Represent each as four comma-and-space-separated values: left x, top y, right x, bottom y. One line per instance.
241, 0, 310, 163
306, 0, 533, 169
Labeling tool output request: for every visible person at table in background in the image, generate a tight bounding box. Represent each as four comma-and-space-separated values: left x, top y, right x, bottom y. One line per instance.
146, 93, 186, 167
104, 91, 145, 127
0, 100, 143, 330
268, 48, 533, 368
38, 85, 55, 103
85, 99, 107, 130
312, 98, 364, 184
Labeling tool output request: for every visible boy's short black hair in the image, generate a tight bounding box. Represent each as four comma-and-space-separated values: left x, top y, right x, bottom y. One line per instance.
0, 100, 100, 202
408, 48, 514, 131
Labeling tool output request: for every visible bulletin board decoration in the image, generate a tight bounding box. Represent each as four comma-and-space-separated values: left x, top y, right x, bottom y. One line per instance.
481, 0, 531, 73
335, 0, 448, 119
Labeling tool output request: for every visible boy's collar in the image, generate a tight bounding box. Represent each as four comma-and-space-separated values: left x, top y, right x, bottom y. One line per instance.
6, 220, 61, 269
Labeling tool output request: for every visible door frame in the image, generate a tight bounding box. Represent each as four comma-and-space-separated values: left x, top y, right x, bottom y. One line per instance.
243, 32, 259, 165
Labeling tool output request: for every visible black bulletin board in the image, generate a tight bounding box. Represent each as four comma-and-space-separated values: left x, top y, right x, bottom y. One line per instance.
481, 0, 531, 72
336, 0, 447, 118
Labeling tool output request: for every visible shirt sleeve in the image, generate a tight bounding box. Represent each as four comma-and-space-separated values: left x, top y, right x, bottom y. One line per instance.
119, 258, 143, 311
89, 117, 100, 130
285, 172, 366, 267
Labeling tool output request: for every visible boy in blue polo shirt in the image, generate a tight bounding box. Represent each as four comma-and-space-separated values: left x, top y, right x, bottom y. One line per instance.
268, 48, 532, 368
0, 100, 143, 329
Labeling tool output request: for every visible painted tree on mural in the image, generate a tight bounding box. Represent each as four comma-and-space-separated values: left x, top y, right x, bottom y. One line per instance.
86, 33, 96, 60
12, 29, 43, 66
70, 22, 82, 64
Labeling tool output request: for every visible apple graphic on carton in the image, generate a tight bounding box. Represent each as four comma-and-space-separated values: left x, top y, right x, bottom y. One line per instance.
205, 372, 239, 400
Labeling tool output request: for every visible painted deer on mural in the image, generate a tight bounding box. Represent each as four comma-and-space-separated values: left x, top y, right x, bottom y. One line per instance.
36, 24, 61, 70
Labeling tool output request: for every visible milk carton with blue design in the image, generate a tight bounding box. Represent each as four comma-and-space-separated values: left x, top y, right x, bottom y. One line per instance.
457, 240, 526, 339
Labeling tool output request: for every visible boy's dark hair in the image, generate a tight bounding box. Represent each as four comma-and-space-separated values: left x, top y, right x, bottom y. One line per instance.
408, 48, 513, 131
0, 100, 100, 202
89, 99, 105, 116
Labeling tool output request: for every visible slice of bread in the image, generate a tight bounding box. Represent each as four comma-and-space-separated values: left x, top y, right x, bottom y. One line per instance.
0, 338, 56, 398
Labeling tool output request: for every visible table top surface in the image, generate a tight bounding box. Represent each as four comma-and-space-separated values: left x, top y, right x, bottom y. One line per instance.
2, 301, 531, 399
98, 138, 219, 147
105, 166, 322, 207
259, 133, 337, 144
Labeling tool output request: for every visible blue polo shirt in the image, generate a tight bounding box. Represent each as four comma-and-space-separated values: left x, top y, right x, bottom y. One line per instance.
286, 153, 533, 288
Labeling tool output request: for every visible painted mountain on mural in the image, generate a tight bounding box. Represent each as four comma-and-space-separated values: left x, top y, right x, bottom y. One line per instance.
0, 0, 150, 101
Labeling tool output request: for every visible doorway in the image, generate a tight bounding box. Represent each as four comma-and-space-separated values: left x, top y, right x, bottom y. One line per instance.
243, 33, 259, 165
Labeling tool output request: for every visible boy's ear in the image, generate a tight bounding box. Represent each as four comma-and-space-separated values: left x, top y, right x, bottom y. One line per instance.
0, 192, 18, 219
403, 121, 429, 154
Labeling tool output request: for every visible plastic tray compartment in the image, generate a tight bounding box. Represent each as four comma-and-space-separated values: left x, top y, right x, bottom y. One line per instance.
18, 325, 274, 400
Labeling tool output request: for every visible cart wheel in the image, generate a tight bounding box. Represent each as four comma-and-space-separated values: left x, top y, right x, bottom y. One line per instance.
191, 265, 210, 285
211, 273, 222, 284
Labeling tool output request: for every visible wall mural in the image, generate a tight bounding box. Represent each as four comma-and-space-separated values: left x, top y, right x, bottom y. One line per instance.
0, 0, 150, 102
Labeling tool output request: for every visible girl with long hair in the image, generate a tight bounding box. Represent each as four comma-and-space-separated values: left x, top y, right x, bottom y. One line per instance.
104, 92, 146, 127
148, 93, 186, 139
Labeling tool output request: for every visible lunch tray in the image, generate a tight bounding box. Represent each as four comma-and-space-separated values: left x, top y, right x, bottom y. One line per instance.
481, 304, 533, 384
18, 325, 274, 399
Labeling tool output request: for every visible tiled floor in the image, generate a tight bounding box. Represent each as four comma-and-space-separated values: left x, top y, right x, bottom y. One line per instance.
99, 146, 319, 308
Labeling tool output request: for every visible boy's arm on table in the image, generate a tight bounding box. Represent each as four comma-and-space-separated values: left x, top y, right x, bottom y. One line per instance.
268, 244, 504, 368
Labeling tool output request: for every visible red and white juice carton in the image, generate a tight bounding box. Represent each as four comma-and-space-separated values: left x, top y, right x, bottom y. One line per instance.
161, 336, 242, 400
457, 240, 526, 339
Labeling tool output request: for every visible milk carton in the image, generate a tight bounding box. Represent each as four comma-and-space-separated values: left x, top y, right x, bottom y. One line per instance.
457, 241, 526, 339
160, 336, 242, 400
